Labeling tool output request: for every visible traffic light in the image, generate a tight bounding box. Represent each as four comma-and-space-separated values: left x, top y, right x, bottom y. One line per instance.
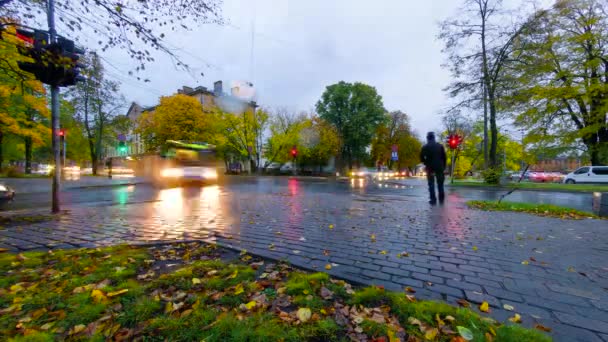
58, 129, 65, 137
15, 28, 84, 87
118, 141, 128, 154
56, 37, 86, 86
447, 134, 462, 150
291, 146, 298, 158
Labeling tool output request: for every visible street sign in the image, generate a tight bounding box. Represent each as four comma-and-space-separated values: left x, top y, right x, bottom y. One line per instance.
392, 145, 398, 152
391, 151, 398, 161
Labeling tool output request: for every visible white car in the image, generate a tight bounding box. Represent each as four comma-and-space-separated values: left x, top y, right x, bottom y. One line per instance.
563, 166, 608, 184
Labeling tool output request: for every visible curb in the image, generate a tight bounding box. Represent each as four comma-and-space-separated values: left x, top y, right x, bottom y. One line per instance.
10, 181, 150, 195
448, 183, 599, 194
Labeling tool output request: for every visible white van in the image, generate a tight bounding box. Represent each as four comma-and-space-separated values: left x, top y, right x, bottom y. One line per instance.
563, 166, 608, 184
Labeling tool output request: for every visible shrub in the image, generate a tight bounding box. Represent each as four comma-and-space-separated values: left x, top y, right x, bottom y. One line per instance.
481, 168, 502, 184
5, 166, 22, 178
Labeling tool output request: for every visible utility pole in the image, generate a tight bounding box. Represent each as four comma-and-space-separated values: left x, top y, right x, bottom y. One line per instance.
47, 0, 61, 213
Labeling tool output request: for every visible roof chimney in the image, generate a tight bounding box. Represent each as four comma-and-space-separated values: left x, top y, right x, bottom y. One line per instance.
214, 80, 223, 95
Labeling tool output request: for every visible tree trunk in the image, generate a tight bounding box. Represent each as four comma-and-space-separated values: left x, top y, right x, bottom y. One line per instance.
25, 137, 32, 174
483, 79, 488, 168
489, 99, 498, 168
89, 138, 97, 175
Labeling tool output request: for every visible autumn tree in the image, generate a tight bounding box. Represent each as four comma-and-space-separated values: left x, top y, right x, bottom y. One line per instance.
136, 94, 213, 153
298, 116, 340, 173
68, 53, 124, 174
439, 0, 544, 169
370, 111, 421, 171
213, 107, 269, 171
0, 24, 49, 169
263, 109, 308, 168
506, 0, 608, 165
316, 82, 385, 170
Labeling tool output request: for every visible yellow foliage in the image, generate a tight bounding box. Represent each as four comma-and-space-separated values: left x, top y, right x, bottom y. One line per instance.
0, 25, 49, 146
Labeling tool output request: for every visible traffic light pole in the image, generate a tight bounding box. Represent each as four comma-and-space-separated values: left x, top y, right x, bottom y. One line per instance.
47, 0, 61, 213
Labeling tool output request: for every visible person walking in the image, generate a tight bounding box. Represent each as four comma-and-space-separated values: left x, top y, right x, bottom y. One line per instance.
420, 132, 447, 205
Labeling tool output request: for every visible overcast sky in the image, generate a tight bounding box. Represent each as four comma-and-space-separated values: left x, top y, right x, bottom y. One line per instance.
102, 0, 464, 136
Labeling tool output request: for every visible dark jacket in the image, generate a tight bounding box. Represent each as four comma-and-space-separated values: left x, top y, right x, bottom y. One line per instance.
420, 141, 447, 173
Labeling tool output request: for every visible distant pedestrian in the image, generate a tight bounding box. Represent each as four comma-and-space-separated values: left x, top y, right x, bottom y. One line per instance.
106, 158, 113, 179
420, 132, 447, 205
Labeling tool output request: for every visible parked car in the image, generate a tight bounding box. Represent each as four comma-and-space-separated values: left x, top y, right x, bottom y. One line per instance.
509, 172, 523, 181
0, 183, 15, 206
33, 164, 53, 175
563, 166, 608, 184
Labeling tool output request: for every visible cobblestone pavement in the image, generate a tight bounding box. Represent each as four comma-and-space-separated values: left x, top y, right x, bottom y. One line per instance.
1, 179, 607, 341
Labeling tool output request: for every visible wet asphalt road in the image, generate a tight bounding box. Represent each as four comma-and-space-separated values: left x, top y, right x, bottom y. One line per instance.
1, 176, 595, 212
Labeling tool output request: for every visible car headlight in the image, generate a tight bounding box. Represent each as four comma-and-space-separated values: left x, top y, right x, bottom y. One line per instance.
161, 168, 183, 178
0, 185, 7, 191
203, 170, 218, 179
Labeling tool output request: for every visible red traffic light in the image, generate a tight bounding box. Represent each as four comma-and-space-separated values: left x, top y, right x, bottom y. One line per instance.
58, 129, 65, 136
447, 134, 461, 150
291, 146, 298, 157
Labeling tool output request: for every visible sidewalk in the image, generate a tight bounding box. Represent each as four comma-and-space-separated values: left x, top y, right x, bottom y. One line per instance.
0, 176, 148, 194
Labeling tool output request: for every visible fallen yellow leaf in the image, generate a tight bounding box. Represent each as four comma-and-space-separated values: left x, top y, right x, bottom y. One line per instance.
192, 278, 202, 285
329, 224, 334, 229
297, 308, 312, 322
245, 301, 256, 310
424, 327, 439, 340
508, 313, 522, 323
40, 322, 54, 331
370, 234, 376, 242
320, 309, 327, 315
380, 250, 388, 255
521, 260, 529, 265
325, 264, 332, 270
234, 284, 244, 295
472, 246, 478, 251
227, 270, 238, 279
479, 301, 490, 312
91, 289, 107, 303
107, 289, 128, 297
69, 324, 86, 335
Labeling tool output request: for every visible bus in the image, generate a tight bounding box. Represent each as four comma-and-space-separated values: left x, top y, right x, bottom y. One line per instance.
134, 140, 220, 185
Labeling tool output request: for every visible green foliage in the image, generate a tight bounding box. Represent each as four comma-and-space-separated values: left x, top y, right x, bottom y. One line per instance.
468, 200, 599, 219
67, 53, 125, 173
361, 319, 388, 337
506, 0, 608, 165
349, 286, 389, 307
285, 272, 330, 295
481, 168, 502, 184
316, 81, 386, 169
